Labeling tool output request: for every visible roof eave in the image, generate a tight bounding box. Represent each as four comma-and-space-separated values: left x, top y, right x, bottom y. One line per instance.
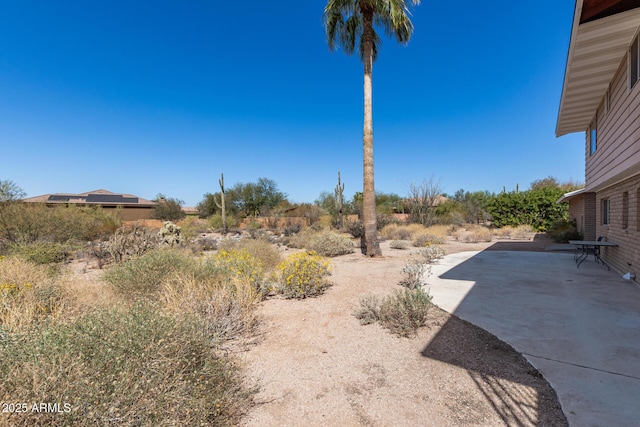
556, 1, 640, 137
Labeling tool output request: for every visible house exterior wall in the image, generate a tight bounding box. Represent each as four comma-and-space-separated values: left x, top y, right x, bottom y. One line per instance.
568, 193, 585, 235
101, 206, 154, 221
586, 50, 640, 191
584, 192, 597, 241
595, 174, 640, 276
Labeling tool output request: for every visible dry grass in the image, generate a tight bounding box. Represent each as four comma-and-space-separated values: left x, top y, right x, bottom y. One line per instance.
494, 225, 535, 240
0, 256, 70, 331
453, 225, 493, 243
380, 223, 425, 241
162, 272, 261, 343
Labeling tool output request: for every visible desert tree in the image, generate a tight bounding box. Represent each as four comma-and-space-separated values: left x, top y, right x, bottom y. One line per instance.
324, 0, 421, 256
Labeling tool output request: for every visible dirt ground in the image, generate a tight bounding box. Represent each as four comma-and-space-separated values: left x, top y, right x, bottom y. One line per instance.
240, 234, 568, 427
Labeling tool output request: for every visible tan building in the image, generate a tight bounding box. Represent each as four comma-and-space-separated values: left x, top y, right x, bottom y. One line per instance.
23, 189, 156, 221
557, 0, 640, 277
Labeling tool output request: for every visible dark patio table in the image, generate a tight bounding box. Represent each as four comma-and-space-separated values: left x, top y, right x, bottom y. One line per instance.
569, 240, 618, 270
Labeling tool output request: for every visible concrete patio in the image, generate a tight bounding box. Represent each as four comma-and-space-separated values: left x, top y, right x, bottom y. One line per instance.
427, 250, 640, 427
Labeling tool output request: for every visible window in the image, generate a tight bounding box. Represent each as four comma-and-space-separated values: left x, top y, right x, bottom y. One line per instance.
631, 32, 639, 89
590, 118, 597, 155
601, 198, 610, 226
623, 192, 629, 229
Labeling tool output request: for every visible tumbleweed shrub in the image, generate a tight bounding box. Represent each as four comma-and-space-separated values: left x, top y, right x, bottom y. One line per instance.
413, 231, 445, 247
286, 226, 317, 249
214, 248, 265, 291
307, 231, 355, 257
0, 303, 253, 426
379, 287, 432, 338
379, 223, 423, 240
419, 245, 445, 264
162, 272, 261, 343
453, 225, 493, 243
389, 240, 410, 250
103, 249, 197, 298
275, 251, 332, 299
353, 294, 381, 325
0, 256, 68, 331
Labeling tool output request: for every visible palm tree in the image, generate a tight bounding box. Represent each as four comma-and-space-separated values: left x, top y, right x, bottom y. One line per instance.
324, 0, 420, 256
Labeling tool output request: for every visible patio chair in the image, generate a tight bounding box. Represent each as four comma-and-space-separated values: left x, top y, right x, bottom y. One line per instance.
584, 236, 604, 264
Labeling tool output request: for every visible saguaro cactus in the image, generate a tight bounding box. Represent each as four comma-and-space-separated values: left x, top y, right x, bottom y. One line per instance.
335, 171, 345, 229
214, 173, 227, 231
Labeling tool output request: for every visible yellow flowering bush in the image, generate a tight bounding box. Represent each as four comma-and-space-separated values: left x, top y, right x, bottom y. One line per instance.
215, 248, 264, 290
275, 251, 331, 299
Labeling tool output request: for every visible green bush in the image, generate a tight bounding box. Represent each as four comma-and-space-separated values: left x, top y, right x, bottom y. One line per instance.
353, 295, 381, 325
209, 213, 237, 229
0, 303, 253, 426
103, 249, 196, 298
548, 220, 583, 242
379, 287, 432, 337
274, 251, 332, 299
307, 231, 355, 257
0, 203, 121, 244
10, 242, 68, 264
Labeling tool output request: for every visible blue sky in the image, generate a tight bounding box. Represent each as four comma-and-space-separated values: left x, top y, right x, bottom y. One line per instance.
0, 1, 584, 206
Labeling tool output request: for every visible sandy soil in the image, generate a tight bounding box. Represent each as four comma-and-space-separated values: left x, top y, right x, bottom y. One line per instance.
240, 235, 568, 426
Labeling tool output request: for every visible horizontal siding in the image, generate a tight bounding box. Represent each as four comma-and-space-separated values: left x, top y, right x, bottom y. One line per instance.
586, 50, 640, 188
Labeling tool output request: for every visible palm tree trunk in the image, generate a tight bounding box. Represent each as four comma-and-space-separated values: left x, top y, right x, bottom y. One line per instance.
361, 10, 381, 256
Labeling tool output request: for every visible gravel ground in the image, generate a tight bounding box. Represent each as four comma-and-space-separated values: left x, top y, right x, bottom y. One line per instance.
240, 236, 568, 426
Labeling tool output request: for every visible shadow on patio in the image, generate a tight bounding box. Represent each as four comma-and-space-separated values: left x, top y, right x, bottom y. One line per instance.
420, 239, 640, 426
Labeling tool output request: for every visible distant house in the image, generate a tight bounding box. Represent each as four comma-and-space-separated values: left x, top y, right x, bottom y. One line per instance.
23, 189, 156, 221
556, 0, 640, 276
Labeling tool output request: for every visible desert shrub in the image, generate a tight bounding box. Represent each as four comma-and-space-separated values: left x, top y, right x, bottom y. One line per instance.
219, 239, 281, 272
0, 256, 67, 331
389, 240, 410, 250
0, 203, 121, 244
454, 226, 493, 243
152, 196, 186, 221
283, 223, 301, 236
286, 227, 316, 249
376, 213, 398, 230
209, 213, 238, 230
189, 236, 218, 254
10, 242, 68, 264
161, 271, 260, 343
106, 225, 158, 263
494, 224, 535, 240
343, 218, 363, 238
399, 258, 429, 289
548, 220, 582, 243
353, 295, 381, 325
379, 287, 432, 337
0, 303, 253, 426
177, 216, 210, 240
214, 248, 265, 291
413, 231, 444, 247
380, 223, 424, 241
103, 249, 196, 298
419, 245, 445, 263
307, 231, 355, 257
274, 251, 332, 299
